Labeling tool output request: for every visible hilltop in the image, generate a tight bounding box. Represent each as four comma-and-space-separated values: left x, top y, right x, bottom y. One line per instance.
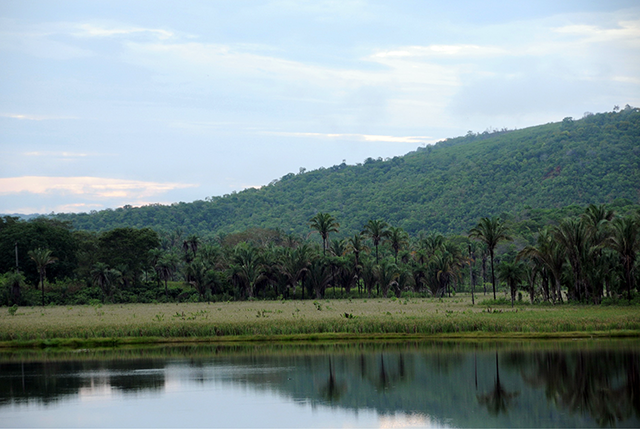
53, 108, 640, 238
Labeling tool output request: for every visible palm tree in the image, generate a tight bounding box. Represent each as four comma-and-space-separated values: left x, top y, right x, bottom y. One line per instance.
229, 243, 263, 299
306, 257, 332, 299
552, 218, 590, 301
279, 244, 311, 299
157, 253, 180, 298
309, 212, 339, 255
469, 217, 512, 300
4, 271, 25, 305
497, 260, 525, 307
346, 234, 367, 294
386, 226, 409, 263
186, 258, 217, 301
183, 234, 200, 262
91, 262, 117, 303
363, 219, 389, 264
28, 248, 57, 307
375, 259, 398, 298
517, 228, 565, 303
360, 257, 377, 297
421, 232, 445, 256
606, 216, 639, 302
432, 244, 462, 297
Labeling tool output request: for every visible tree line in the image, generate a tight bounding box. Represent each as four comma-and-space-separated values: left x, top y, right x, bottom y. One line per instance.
1, 203, 638, 306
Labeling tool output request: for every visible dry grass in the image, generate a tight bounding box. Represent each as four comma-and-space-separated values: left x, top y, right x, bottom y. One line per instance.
1, 295, 639, 344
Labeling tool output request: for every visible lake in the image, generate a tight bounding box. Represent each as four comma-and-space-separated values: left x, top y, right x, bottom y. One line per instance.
1, 340, 639, 428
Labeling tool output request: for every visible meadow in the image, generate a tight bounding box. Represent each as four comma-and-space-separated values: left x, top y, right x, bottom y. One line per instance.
2, 295, 639, 347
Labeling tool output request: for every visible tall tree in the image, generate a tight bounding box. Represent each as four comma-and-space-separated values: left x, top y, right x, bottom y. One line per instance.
469, 217, 512, 300
363, 219, 389, 264
386, 226, 409, 263
157, 253, 180, 298
375, 259, 399, 298
98, 227, 159, 286
517, 228, 565, 303
552, 218, 590, 302
607, 216, 639, 302
229, 243, 263, 299
497, 260, 525, 307
28, 248, 57, 307
279, 244, 311, 298
306, 257, 332, 299
309, 213, 339, 256
91, 262, 118, 303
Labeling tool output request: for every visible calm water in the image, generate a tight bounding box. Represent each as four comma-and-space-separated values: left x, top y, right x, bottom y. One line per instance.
0, 340, 639, 428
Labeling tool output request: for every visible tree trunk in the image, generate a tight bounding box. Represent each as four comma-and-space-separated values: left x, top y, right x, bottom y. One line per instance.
490, 249, 496, 300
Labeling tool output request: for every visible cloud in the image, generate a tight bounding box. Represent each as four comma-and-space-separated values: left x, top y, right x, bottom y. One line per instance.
0, 177, 198, 200
371, 44, 508, 59
54, 202, 104, 213
264, 131, 435, 144
23, 152, 90, 158
73, 23, 174, 40
0, 113, 78, 121
553, 19, 640, 45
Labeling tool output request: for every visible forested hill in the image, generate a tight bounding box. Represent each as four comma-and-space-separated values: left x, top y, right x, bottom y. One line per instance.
55, 108, 639, 238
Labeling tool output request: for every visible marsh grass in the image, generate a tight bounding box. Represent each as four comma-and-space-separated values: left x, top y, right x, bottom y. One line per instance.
1, 295, 639, 345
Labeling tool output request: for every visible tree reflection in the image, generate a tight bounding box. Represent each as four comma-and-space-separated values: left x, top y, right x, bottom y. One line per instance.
477, 352, 519, 416
507, 349, 640, 427
319, 359, 346, 403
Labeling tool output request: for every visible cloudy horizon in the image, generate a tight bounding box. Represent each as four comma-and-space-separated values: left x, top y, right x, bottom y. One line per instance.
1, 1, 639, 214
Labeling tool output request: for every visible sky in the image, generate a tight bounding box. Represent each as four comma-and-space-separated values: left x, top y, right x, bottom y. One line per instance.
1, 1, 639, 214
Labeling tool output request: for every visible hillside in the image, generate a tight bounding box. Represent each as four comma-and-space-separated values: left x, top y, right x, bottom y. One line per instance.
54, 108, 640, 238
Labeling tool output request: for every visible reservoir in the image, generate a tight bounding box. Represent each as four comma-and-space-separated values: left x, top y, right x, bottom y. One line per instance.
1, 340, 638, 428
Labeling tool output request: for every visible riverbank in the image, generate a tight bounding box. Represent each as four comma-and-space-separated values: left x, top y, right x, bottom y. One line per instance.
2, 297, 639, 348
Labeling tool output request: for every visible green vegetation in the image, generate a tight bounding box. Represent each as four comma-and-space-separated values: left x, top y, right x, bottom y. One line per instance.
1, 298, 639, 346
0, 108, 638, 312
1, 203, 639, 308
49, 107, 639, 237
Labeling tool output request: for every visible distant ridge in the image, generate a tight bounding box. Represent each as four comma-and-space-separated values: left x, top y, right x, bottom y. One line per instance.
52, 108, 640, 237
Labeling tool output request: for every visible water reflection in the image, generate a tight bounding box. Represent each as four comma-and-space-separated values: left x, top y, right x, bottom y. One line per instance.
0, 341, 639, 428
477, 352, 519, 416
504, 349, 640, 427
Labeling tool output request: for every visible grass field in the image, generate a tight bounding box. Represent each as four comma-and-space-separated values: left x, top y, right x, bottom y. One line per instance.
1, 295, 639, 347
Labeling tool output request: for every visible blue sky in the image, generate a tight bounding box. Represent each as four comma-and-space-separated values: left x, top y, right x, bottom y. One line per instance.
1, 0, 639, 214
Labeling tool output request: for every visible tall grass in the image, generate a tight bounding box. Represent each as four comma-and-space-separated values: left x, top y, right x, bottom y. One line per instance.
1, 297, 639, 344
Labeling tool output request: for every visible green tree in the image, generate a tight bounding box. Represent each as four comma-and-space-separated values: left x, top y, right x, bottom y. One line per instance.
309, 213, 339, 256
279, 244, 311, 298
97, 227, 160, 286
469, 217, 511, 300
497, 260, 525, 307
517, 228, 565, 303
363, 219, 389, 264
552, 218, 590, 302
306, 257, 332, 299
28, 248, 57, 306
157, 253, 180, 298
91, 262, 119, 303
3, 271, 25, 305
0, 218, 77, 287
229, 243, 263, 299
606, 216, 639, 301
375, 259, 399, 298
387, 226, 409, 263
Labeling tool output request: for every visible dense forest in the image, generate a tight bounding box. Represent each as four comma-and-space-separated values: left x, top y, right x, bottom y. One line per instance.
1, 107, 639, 307
1, 203, 638, 307
48, 107, 640, 239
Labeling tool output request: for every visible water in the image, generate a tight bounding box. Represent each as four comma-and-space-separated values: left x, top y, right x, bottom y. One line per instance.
1, 340, 639, 428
